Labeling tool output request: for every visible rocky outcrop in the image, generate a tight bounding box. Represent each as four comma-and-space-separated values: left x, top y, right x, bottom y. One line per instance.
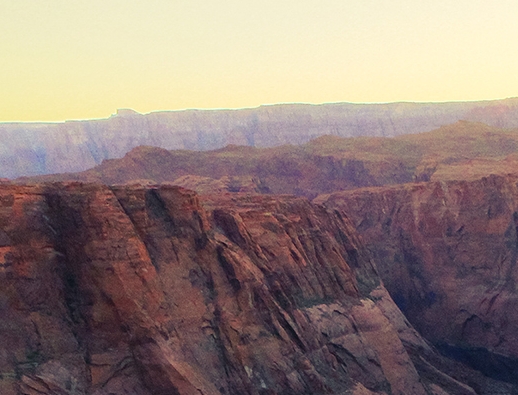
3, 98, 518, 178
0, 182, 497, 394
316, 175, 518, 384
171, 175, 269, 194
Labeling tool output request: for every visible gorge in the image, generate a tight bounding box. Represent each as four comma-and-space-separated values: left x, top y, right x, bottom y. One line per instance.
3, 104, 518, 394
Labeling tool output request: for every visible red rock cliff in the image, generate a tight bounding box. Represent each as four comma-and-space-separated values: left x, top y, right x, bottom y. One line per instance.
317, 175, 518, 382
0, 183, 492, 394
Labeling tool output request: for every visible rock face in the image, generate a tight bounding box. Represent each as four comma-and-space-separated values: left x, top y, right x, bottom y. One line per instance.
0, 182, 497, 394
316, 175, 518, 383
3, 98, 518, 178
19, 121, 518, 200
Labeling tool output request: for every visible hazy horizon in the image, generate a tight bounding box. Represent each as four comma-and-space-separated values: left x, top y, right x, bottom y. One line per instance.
3, 96, 518, 124
3, 0, 518, 122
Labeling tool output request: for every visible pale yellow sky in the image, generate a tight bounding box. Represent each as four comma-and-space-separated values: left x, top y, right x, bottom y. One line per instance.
2, 0, 518, 122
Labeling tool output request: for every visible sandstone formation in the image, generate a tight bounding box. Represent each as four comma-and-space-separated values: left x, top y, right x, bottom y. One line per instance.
0, 182, 503, 394
19, 121, 518, 201
171, 175, 269, 195
316, 175, 518, 385
3, 98, 518, 178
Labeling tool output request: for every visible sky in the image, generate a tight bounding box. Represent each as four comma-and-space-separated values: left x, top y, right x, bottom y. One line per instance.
2, 0, 518, 122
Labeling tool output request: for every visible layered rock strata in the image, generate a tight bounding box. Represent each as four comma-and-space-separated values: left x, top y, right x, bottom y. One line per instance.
316, 175, 518, 384
19, 121, 518, 201
0, 182, 488, 394
3, 98, 518, 178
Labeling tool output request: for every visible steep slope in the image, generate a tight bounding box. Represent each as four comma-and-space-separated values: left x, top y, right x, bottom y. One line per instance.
3, 98, 518, 178
0, 182, 499, 394
19, 121, 518, 199
316, 175, 518, 385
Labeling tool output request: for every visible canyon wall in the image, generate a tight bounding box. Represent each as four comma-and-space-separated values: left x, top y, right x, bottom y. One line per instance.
19, 121, 518, 201
316, 175, 518, 383
3, 98, 518, 178
2, 182, 507, 394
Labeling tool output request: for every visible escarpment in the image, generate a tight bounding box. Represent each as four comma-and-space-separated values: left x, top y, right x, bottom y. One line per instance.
19, 120, 518, 201
317, 174, 518, 384
0, 182, 500, 394
4, 98, 518, 179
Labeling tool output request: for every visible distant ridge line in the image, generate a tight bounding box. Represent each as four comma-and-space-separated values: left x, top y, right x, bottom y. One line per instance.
2, 97, 518, 178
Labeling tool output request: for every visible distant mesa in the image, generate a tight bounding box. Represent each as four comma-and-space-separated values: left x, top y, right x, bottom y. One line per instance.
114, 108, 141, 117
3, 97, 518, 179
20, 120, 518, 198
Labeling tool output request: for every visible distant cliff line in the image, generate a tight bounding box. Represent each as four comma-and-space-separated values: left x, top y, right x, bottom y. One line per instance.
2, 97, 518, 178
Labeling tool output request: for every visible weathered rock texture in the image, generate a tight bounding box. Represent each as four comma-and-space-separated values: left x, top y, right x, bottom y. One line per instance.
0, 182, 498, 394
316, 175, 518, 384
3, 98, 518, 178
